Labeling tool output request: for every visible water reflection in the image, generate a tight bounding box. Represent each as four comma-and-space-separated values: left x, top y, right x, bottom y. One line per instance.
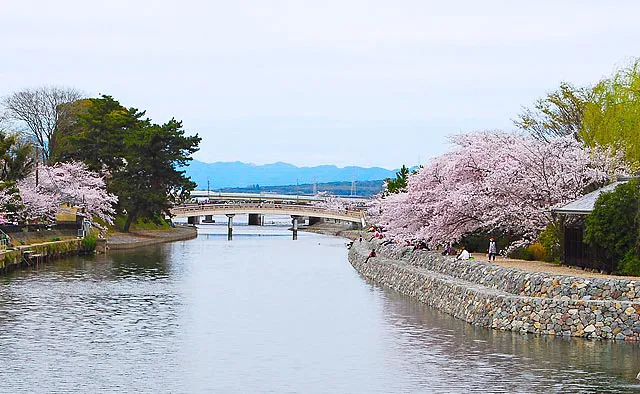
0, 222, 637, 393
376, 287, 640, 393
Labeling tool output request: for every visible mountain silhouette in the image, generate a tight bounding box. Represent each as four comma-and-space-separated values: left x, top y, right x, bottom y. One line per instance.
184, 160, 398, 189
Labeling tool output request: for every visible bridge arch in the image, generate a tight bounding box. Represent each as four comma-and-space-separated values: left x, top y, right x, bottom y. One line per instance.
170, 202, 366, 227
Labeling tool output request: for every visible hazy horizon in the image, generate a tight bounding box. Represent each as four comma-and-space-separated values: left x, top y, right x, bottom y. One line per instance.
191, 158, 400, 171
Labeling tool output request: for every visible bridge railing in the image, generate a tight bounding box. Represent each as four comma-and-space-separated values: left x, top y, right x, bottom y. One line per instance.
171, 202, 366, 220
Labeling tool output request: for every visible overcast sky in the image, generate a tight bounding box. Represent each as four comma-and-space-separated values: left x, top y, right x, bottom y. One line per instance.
2, 1, 639, 169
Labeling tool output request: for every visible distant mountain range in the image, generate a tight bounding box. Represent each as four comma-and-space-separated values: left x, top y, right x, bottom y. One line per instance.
184, 160, 398, 189
217, 180, 386, 197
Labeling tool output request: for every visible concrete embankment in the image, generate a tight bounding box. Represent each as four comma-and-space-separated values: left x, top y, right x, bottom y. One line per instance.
0, 239, 85, 273
350, 238, 640, 341
0, 226, 198, 274
106, 225, 197, 250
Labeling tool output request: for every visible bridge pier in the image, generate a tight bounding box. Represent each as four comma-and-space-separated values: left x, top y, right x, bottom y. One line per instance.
248, 213, 263, 226
291, 215, 300, 240
226, 214, 235, 240
187, 215, 200, 225
170, 202, 365, 234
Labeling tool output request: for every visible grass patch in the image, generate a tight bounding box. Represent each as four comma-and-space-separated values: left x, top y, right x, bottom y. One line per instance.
112, 215, 172, 232
82, 236, 97, 252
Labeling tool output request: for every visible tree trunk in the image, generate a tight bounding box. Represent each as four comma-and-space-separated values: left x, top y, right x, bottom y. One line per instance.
123, 211, 137, 232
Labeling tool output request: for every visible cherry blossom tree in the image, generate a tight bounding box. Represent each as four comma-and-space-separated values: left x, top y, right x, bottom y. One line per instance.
13, 161, 118, 225
373, 131, 627, 247
313, 192, 360, 212
0, 181, 23, 223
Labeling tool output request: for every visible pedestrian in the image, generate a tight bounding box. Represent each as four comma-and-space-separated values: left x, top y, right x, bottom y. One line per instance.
457, 246, 470, 260
365, 248, 377, 263
358, 235, 363, 243
488, 236, 497, 262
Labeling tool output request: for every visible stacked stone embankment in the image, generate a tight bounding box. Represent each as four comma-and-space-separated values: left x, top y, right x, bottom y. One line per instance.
349, 239, 640, 341
0, 239, 84, 273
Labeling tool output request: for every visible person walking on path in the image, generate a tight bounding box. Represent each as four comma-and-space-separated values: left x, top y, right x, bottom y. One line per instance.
488, 237, 497, 262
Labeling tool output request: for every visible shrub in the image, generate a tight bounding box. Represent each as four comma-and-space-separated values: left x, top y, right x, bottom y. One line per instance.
585, 179, 640, 274
82, 236, 96, 252
50, 237, 61, 242
618, 250, 640, 276
537, 223, 560, 262
509, 247, 534, 261
527, 242, 548, 261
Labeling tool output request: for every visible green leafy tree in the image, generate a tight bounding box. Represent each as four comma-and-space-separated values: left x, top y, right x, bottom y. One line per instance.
0, 181, 23, 222
0, 128, 36, 219
384, 165, 412, 195
0, 133, 35, 181
514, 82, 592, 142
581, 59, 640, 171
584, 179, 640, 275
51, 96, 143, 171
114, 119, 200, 231
51, 95, 201, 232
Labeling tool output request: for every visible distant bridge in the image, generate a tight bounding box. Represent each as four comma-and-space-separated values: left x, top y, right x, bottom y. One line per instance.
188, 191, 369, 205
170, 202, 366, 227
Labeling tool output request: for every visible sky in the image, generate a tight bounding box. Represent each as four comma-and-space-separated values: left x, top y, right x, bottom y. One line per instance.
2, 1, 639, 169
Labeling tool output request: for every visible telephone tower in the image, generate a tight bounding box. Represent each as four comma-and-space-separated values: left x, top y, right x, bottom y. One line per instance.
350, 168, 356, 196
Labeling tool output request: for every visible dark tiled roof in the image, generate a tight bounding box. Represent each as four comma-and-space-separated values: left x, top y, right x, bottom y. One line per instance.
552, 181, 628, 215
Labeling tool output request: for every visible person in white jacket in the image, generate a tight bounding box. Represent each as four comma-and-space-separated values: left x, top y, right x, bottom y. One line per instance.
457, 246, 470, 260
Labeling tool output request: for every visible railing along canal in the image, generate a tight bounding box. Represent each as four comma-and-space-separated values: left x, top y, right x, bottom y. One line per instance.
171, 202, 365, 221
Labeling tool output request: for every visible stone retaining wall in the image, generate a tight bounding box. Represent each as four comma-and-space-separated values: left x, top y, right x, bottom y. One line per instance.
349, 239, 640, 341
0, 239, 84, 273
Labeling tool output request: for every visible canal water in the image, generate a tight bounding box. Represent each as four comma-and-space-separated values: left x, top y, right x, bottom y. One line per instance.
0, 220, 639, 393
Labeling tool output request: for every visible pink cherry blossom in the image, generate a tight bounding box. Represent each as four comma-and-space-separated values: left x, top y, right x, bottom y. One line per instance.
373, 131, 627, 247
14, 161, 118, 225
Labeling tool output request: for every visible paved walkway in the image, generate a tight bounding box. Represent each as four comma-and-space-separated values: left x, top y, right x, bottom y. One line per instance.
470, 253, 638, 280
303, 225, 639, 280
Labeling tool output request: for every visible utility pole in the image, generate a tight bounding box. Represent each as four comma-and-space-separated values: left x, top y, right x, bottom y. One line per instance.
350, 168, 356, 196
35, 146, 39, 187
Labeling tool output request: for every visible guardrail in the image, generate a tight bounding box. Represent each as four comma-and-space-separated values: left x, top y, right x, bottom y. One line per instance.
170, 202, 366, 221
0, 229, 10, 251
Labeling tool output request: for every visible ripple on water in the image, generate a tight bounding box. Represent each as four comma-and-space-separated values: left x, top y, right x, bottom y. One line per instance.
0, 227, 638, 393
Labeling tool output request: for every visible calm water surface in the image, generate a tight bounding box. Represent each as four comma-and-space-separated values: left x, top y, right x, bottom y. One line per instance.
0, 221, 639, 393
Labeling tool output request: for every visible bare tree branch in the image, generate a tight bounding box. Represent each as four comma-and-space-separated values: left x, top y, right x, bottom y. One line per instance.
2, 86, 84, 162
